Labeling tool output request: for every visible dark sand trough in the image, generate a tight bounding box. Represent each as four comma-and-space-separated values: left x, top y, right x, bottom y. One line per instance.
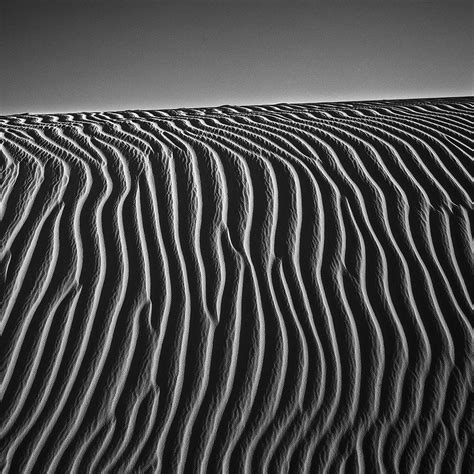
0, 97, 472, 473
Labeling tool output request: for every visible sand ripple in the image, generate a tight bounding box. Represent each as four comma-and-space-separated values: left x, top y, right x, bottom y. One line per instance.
0, 97, 472, 473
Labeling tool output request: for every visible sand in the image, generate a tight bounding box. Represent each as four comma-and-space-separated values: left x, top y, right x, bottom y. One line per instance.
0, 97, 472, 473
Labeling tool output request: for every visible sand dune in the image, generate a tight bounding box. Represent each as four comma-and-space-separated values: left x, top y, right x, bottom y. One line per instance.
0, 97, 472, 473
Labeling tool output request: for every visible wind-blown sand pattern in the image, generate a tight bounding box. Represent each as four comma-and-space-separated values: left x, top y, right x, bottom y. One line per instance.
0, 97, 472, 473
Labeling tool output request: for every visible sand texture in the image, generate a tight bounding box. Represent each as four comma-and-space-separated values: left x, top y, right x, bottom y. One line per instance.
0, 97, 472, 473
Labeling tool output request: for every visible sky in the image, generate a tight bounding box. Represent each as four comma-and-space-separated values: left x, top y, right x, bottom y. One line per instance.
1, 0, 472, 115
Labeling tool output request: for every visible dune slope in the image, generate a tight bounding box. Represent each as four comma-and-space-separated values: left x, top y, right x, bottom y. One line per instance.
0, 97, 472, 473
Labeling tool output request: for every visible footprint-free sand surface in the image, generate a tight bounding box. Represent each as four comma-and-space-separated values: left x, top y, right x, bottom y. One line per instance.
0, 97, 472, 472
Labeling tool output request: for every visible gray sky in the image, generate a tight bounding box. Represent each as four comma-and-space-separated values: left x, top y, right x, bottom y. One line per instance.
1, 1, 472, 114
